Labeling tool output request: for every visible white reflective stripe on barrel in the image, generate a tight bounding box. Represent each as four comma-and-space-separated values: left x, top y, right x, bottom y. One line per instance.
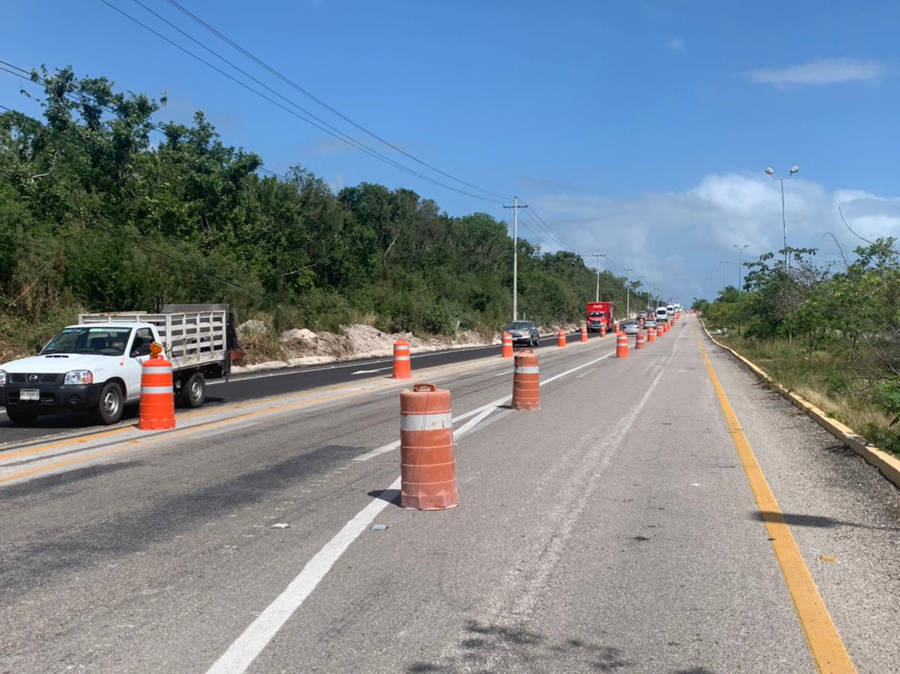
515, 366, 539, 374
394, 346, 410, 351
393, 356, 411, 361
141, 386, 173, 395
400, 412, 453, 431
143, 365, 173, 373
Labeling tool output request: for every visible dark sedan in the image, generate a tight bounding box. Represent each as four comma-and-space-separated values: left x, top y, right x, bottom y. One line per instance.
504, 320, 540, 347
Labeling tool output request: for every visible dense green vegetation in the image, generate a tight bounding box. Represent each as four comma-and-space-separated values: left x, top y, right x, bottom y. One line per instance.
0, 67, 650, 359
695, 243, 900, 453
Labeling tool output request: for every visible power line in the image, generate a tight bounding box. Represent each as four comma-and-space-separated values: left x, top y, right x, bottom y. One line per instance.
131, 0, 500, 200
97, 0, 503, 204
164, 0, 511, 202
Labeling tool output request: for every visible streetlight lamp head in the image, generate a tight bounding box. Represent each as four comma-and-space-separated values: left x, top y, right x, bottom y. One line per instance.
790, 166, 799, 174
765, 167, 775, 175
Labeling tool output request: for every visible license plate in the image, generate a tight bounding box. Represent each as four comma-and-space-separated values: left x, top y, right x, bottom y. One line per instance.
19, 389, 40, 401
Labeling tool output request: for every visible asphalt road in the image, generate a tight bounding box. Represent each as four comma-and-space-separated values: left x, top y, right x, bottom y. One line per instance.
0, 331, 591, 447
1, 317, 897, 673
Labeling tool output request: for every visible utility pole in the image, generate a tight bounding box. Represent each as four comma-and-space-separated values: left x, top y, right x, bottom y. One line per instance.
503, 196, 527, 320
624, 267, 633, 316
591, 250, 606, 301
734, 244, 748, 292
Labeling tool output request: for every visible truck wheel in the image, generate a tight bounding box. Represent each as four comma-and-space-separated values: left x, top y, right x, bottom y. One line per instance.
180, 373, 205, 408
96, 382, 124, 425
6, 407, 38, 426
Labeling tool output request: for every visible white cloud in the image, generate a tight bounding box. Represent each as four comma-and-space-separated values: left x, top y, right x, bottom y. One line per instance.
529, 173, 900, 302
748, 58, 886, 87
666, 36, 685, 52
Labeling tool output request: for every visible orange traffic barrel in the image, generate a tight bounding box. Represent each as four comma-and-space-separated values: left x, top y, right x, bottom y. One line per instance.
580, 326, 588, 342
139, 344, 175, 430
665, 321, 671, 333
647, 326, 655, 343
501, 331, 513, 358
616, 332, 629, 359
557, 329, 567, 347
400, 383, 458, 510
512, 349, 540, 410
657, 324, 664, 338
393, 339, 411, 379
600, 324, 606, 337
635, 327, 644, 350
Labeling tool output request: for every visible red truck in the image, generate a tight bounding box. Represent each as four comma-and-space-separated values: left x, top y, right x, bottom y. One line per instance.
586, 301, 615, 332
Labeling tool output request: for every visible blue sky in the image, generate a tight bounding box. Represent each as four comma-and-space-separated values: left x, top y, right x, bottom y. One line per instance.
4, 1, 900, 304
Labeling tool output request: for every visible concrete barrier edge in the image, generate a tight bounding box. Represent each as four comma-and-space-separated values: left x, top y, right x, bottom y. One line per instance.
699, 319, 900, 491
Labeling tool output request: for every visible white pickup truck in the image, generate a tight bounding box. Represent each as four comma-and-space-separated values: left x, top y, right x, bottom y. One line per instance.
0, 305, 233, 426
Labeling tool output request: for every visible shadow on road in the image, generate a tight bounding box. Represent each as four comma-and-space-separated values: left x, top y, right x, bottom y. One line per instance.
368, 488, 401, 505
753, 510, 898, 532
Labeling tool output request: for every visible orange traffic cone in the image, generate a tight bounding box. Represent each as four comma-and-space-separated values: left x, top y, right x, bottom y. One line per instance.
501, 331, 513, 358
512, 349, 540, 410
139, 343, 175, 430
616, 332, 629, 359
557, 329, 567, 347
393, 339, 411, 379
400, 383, 458, 510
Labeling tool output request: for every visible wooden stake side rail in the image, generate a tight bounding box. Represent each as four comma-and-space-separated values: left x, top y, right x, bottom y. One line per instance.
78, 311, 228, 370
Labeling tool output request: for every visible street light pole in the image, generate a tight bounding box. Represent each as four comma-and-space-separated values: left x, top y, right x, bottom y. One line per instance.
765, 166, 799, 272
733, 244, 748, 291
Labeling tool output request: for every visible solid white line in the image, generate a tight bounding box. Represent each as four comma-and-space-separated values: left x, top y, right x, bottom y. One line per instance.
350, 367, 391, 375
208, 344, 622, 672
205, 477, 401, 674
353, 393, 511, 463
208, 344, 507, 386
453, 404, 498, 439
539, 351, 614, 387
353, 349, 615, 463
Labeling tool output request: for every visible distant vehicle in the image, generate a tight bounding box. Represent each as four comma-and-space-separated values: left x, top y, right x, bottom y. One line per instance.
620, 320, 640, 335
505, 320, 539, 347
644, 318, 657, 328
586, 301, 615, 332
0, 305, 233, 426
637, 310, 647, 319
656, 306, 669, 323
666, 304, 675, 318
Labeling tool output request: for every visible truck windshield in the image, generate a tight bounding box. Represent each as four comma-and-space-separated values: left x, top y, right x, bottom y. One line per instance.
588, 312, 606, 318
41, 327, 132, 356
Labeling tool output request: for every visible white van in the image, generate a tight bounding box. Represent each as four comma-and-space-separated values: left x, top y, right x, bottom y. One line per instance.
656, 306, 668, 323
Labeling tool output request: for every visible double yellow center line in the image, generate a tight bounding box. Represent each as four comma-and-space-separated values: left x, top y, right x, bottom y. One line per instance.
698, 336, 855, 673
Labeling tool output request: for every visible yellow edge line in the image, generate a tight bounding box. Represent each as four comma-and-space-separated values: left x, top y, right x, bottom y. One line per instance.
0, 387, 372, 485
697, 335, 856, 674
0, 426, 135, 462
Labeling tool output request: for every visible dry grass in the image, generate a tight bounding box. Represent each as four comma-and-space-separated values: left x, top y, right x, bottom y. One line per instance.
719, 334, 899, 456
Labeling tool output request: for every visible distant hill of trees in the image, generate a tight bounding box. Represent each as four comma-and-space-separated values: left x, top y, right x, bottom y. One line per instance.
0, 66, 649, 352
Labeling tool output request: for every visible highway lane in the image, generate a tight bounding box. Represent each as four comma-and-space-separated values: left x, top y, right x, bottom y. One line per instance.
1, 317, 897, 672
0, 330, 593, 447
